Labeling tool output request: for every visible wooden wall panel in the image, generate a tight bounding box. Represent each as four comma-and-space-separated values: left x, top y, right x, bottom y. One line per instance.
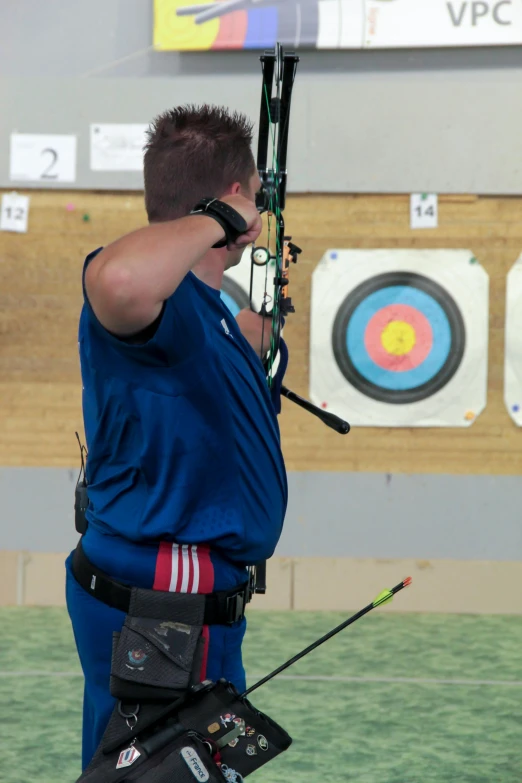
0, 189, 521, 474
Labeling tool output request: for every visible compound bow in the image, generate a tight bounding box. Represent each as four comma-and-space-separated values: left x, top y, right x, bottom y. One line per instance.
251, 43, 350, 436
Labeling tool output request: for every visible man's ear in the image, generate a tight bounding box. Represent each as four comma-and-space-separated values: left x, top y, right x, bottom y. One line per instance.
221, 182, 242, 198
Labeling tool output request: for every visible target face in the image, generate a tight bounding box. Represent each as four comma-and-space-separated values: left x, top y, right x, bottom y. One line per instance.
310, 250, 488, 428
220, 276, 250, 317
332, 272, 466, 404
504, 254, 522, 426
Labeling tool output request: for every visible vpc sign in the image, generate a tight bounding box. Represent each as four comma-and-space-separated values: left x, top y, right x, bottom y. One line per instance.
365, 0, 522, 47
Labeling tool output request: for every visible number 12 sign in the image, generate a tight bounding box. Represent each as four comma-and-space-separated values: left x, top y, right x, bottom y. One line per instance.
10, 134, 77, 183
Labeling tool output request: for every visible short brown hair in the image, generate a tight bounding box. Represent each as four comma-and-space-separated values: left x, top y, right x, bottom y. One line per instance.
143, 104, 255, 222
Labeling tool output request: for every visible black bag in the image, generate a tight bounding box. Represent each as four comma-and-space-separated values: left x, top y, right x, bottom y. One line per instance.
77, 680, 291, 783
80, 729, 225, 782
109, 587, 207, 703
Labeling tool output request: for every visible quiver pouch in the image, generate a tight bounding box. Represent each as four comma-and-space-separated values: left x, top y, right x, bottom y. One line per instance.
110, 587, 207, 702
178, 680, 292, 778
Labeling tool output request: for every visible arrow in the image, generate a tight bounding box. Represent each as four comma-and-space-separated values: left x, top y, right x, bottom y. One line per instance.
242, 577, 412, 697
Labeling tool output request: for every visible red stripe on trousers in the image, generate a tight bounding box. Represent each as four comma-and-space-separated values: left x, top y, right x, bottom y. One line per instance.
152, 541, 173, 591
195, 546, 214, 679
187, 546, 195, 594
200, 625, 211, 680
175, 545, 184, 592
153, 542, 215, 681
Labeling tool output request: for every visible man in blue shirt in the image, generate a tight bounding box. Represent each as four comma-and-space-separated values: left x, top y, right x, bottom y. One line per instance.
66, 105, 288, 770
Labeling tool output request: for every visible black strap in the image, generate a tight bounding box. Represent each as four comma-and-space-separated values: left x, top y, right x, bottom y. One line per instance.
71, 541, 249, 625
190, 197, 247, 248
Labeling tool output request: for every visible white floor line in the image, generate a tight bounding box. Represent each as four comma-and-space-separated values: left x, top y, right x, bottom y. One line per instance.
250, 674, 522, 687
1, 671, 522, 687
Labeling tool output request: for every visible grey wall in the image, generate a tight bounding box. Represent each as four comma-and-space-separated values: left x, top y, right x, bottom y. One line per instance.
2, 1, 522, 192
1, 468, 520, 561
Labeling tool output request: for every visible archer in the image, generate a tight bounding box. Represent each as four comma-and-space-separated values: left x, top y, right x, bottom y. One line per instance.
66, 103, 287, 773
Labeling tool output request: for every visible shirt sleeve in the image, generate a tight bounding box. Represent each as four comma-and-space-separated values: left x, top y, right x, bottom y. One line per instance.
81, 248, 206, 367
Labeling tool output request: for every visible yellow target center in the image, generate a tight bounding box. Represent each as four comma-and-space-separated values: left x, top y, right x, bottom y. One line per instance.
381, 321, 416, 356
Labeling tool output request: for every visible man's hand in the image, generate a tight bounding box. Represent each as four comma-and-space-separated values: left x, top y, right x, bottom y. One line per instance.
235, 309, 272, 360
221, 194, 262, 250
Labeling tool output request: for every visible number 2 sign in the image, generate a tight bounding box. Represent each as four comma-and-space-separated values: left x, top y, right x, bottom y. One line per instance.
9, 134, 77, 183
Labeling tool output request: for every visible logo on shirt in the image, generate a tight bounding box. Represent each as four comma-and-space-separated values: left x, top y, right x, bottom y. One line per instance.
221, 318, 232, 336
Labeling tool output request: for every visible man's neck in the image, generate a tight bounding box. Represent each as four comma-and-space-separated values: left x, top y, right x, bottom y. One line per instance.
191, 250, 226, 290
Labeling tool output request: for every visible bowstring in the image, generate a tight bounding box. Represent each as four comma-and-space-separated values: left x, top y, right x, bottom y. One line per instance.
262, 69, 282, 389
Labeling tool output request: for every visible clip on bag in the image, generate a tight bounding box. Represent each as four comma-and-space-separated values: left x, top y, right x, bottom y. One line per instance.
109, 587, 208, 703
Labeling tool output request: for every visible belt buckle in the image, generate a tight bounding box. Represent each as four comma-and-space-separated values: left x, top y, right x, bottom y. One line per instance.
226, 589, 245, 624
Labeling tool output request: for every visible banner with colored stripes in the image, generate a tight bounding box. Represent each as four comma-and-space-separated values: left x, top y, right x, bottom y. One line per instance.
154, 0, 522, 51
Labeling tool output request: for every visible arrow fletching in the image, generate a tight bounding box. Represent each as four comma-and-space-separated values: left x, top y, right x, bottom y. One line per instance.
373, 589, 393, 608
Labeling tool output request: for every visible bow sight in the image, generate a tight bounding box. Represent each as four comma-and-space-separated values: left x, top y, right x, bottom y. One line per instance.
251, 44, 350, 436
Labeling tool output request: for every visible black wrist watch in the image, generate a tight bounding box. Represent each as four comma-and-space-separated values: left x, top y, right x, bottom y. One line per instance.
190, 197, 248, 248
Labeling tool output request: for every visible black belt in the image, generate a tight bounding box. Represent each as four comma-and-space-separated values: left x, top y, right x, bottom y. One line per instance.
72, 540, 250, 625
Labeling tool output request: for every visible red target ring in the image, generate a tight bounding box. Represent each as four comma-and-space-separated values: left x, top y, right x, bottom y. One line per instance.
364, 304, 433, 372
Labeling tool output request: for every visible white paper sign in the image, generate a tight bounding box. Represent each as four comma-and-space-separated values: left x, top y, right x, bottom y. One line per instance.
10, 134, 77, 183
410, 193, 438, 229
90, 124, 148, 172
0, 192, 30, 233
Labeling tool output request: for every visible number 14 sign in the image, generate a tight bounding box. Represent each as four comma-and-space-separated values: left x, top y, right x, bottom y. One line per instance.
410, 193, 438, 229
9, 133, 77, 183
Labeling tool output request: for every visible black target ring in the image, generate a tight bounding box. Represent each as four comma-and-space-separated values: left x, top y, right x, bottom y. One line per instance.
220, 277, 250, 317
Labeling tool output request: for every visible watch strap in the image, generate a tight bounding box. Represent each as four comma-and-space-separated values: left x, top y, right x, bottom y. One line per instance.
190, 197, 248, 248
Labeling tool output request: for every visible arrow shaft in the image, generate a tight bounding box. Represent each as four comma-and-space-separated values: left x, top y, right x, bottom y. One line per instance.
242, 579, 409, 698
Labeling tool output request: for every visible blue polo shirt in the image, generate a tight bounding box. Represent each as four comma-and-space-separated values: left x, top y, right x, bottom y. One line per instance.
79, 249, 287, 583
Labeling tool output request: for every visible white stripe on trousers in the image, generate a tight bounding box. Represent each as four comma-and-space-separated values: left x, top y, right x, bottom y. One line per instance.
167, 543, 200, 593
191, 545, 199, 594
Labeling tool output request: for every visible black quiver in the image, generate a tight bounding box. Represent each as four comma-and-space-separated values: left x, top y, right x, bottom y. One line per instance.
77, 679, 291, 783
76, 586, 291, 782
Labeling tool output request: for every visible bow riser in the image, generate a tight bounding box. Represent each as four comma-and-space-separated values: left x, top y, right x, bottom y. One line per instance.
252, 43, 350, 435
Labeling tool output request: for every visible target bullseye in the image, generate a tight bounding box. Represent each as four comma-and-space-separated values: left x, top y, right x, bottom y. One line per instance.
364, 304, 433, 373
380, 320, 416, 357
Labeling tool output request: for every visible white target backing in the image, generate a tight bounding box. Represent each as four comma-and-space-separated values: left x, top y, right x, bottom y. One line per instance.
504, 255, 522, 426
310, 249, 489, 427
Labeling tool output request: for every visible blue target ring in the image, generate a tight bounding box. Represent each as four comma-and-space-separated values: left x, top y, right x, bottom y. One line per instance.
332, 272, 465, 404
220, 277, 249, 318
